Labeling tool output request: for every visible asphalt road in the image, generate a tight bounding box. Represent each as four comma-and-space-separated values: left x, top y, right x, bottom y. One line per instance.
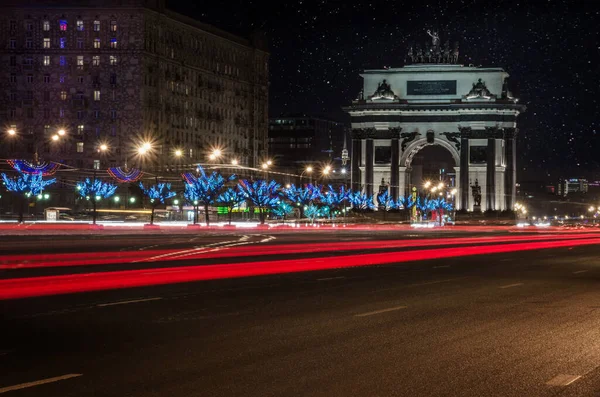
2, 233, 600, 396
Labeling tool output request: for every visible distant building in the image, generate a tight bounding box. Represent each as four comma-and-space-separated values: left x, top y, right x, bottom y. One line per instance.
268, 114, 348, 174
557, 178, 588, 197
0, 0, 269, 171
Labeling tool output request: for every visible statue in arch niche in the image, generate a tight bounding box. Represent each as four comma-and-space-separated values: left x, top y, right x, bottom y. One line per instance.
471, 179, 482, 207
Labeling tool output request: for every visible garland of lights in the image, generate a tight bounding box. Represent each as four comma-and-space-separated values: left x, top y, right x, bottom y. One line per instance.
107, 167, 144, 183
181, 172, 197, 184
7, 159, 60, 176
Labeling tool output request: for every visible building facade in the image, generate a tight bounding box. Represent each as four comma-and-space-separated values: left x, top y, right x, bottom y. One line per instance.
268, 114, 348, 173
557, 178, 588, 197
344, 36, 526, 211
0, 0, 269, 172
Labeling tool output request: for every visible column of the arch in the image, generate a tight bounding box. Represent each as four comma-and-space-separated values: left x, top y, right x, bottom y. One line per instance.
504, 131, 516, 210
390, 138, 399, 200
351, 136, 362, 192
459, 137, 469, 210
486, 138, 496, 211
365, 138, 374, 196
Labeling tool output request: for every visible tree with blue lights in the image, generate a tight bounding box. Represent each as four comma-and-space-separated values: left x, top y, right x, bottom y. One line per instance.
271, 200, 294, 222
184, 166, 234, 225
139, 181, 176, 225
76, 178, 118, 224
431, 197, 454, 225
348, 191, 376, 212
321, 185, 350, 218
237, 179, 280, 224
1, 171, 56, 223
282, 183, 322, 218
216, 187, 247, 225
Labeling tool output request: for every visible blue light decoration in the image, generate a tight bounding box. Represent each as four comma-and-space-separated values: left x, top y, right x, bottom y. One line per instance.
76, 178, 118, 224
237, 179, 281, 225
348, 191, 376, 212
1, 171, 56, 223
322, 185, 351, 218
282, 183, 323, 219
7, 159, 60, 176
430, 197, 454, 225
396, 195, 416, 210
139, 182, 176, 225
183, 165, 235, 225
271, 201, 294, 221
181, 172, 197, 185
107, 167, 143, 183
216, 187, 247, 225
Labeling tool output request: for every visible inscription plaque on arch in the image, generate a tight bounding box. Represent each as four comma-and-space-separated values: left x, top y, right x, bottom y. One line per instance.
407, 80, 457, 95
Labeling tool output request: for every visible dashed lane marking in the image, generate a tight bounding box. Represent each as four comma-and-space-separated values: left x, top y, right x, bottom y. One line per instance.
573, 270, 589, 274
355, 305, 407, 317
96, 297, 162, 307
545, 374, 581, 386
499, 283, 524, 289
317, 276, 346, 281
433, 265, 450, 269
0, 374, 82, 394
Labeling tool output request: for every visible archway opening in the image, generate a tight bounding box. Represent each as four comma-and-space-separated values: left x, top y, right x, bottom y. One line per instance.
408, 145, 456, 188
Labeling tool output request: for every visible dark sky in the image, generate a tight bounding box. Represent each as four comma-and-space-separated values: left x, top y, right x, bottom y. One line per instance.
169, 0, 600, 182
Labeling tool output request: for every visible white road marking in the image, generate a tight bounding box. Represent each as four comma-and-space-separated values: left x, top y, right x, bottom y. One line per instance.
97, 297, 162, 307
573, 270, 589, 274
408, 277, 466, 287
355, 305, 407, 317
317, 276, 346, 281
545, 374, 581, 386
499, 283, 524, 289
0, 374, 82, 393
433, 265, 450, 269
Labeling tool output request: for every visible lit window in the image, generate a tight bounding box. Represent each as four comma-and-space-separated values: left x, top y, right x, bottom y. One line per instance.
60, 91, 67, 100
77, 20, 84, 31
59, 20, 67, 31
59, 75, 65, 83
93, 20, 100, 31
110, 20, 117, 32
77, 142, 84, 153
43, 55, 50, 66
109, 55, 118, 65
94, 38, 100, 48
43, 21, 50, 31
44, 125, 50, 134
77, 39, 83, 49
110, 38, 117, 49
94, 90, 101, 101
60, 37, 66, 48
60, 56, 66, 66
43, 38, 50, 48
77, 125, 84, 135
93, 160, 100, 169
92, 55, 100, 66
77, 55, 84, 69
110, 109, 117, 119
59, 108, 65, 118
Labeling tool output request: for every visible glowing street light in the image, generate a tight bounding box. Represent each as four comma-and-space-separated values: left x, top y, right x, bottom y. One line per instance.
99, 144, 108, 152
129, 197, 136, 203
341, 168, 347, 174
7, 128, 16, 136
261, 163, 269, 169
57, 129, 66, 136
51, 134, 59, 141
114, 196, 120, 202
589, 206, 596, 212
266, 160, 272, 166
437, 182, 444, 189
424, 181, 431, 188
174, 149, 183, 157
306, 166, 313, 173
231, 159, 238, 165
450, 188, 457, 195
138, 142, 152, 155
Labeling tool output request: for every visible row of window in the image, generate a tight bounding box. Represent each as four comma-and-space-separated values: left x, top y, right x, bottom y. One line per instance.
8, 54, 118, 71
7, 108, 118, 120
10, 19, 117, 32
8, 74, 118, 85
22, 37, 119, 49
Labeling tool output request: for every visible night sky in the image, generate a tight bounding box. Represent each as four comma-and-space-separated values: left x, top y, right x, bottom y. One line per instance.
170, 0, 600, 182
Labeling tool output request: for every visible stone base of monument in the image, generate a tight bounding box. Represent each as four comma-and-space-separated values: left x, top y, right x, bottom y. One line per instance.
472, 205, 482, 213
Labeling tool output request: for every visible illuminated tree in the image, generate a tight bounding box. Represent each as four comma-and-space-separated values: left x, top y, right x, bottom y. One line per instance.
237, 179, 280, 224
431, 197, 454, 225
282, 183, 322, 218
76, 178, 118, 224
1, 171, 56, 223
216, 187, 247, 225
321, 185, 350, 218
184, 166, 234, 225
348, 191, 376, 212
271, 200, 294, 222
139, 182, 176, 225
